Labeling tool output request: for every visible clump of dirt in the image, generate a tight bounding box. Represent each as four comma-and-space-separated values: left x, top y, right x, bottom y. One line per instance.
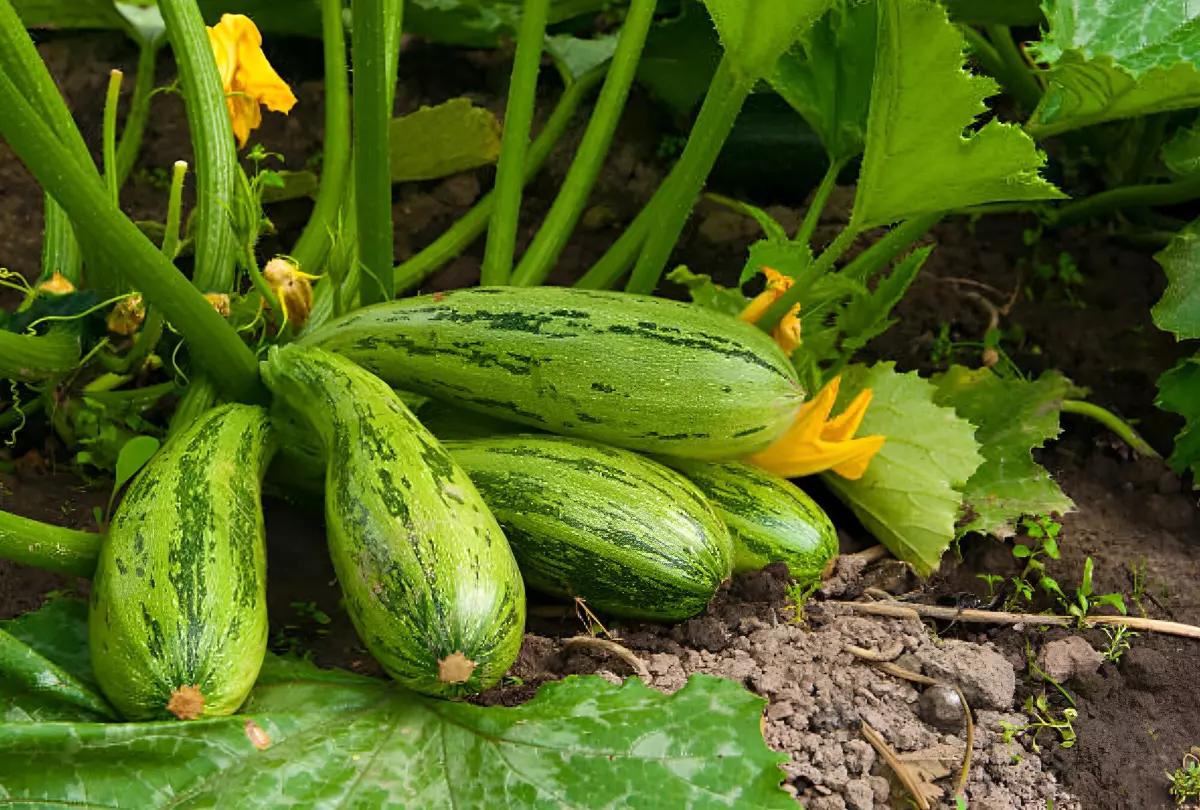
487, 566, 1079, 810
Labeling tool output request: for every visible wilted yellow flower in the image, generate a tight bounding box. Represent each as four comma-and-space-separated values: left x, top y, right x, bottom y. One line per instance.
740, 267, 801, 354
204, 292, 232, 318
37, 272, 75, 295
748, 376, 885, 480
107, 295, 146, 336
207, 14, 297, 148
263, 257, 317, 329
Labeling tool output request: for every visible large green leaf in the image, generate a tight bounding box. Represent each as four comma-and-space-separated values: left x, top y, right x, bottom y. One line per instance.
1162, 116, 1200, 176
1027, 0, 1200, 136
821, 362, 983, 575
0, 600, 793, 809
940, 0, 1043, 25
11, 0, 129, 30
636, 0, 723, 116
1156, 354, 1200, 477
770, 0, 877, 162
1153, 218, 1200, 340
700, 0, 836, 80
390, 98, 502, 183
933, 366, 1073, 538
849, 0, 1064, 231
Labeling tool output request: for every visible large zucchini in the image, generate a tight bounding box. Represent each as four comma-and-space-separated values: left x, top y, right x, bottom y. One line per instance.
89, 404, 273, 720
444, 435, 733, 621
301, 286, 803, 460
664, 459, 838, 584
261, 345, 525, 697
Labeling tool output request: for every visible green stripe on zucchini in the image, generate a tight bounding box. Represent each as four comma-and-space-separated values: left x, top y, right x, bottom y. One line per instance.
261, 345, 525, 698
89, 403, 274, 720
301, 286, 803, 460
445, 435, 733, 621
663, 460, 838, 585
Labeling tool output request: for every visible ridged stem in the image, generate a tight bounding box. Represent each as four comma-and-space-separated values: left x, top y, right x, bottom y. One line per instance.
480, 0, 551, 286
509, 0, 655, 287
840, 214, 942, 284
116, 37, 161, 186
757, 225, 859, 332
1049, 175, 1200, 229
102, 69, 123, 206
796, 156, 850, 248
290, 0, 351, 275
0, 508, 101, 578
1061, 400, 1160, 458
0, 330, 79, 382
352, 0, 404, 304
0, 68, 264, 403
393, 65, 607, 294
983, 25, 1042, 115
626, 56, 756, 294
159, 0, 239, 293
0, 0, 92, 285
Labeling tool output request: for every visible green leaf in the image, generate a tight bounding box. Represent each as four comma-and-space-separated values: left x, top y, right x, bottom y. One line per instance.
113, 434, 160, 493
821, 363, 983, 575
1027, 0, 1200, 136
545, 32, 618, 85
1156, 354, 1200, 477
833, 245, 932, 358
1162, 116, 1200, 176
850, 0, 1064, 230
940, 0, 1043, 25
0, 600, 794, 809
770, 0, 877, 162
636, 0, 723, 115
10, 0, 129, 31
390, 98, 502, 183
933, 366, 1073, 538
666, 266, 749, 317
259, 170, 320, 204
700, 0, 836, 80
1153, 218, 1200, 340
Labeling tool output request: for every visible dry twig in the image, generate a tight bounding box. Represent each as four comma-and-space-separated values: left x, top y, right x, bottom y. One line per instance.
561, 636, 650, 681
861, 721, 931, 810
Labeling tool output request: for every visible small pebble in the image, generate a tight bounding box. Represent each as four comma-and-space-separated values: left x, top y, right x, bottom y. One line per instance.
918, 684, 965, 731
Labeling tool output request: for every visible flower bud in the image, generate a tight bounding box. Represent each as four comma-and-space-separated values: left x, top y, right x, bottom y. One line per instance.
107, 295, 146, 336
37, 272, 75, 295
263, 257, 316, 329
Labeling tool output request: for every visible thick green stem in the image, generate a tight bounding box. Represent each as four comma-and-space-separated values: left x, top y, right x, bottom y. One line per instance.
159, 0, 239, 293
796, 156, 850, 248
1061, 400, 1160, 458
983, 24, 1042, 114
353, 0, 403, 304
0, 508, 101, 578
291, 0, 351, 274
840, 214, 942, 284
103, 69, 123, 207
392, 66, 606, 294
960, 25, 1005, 83
0, 0, 93, 285
1049, 174, 1200, 229
758, 225, 860, 331
481, 0, 551, 286
116, 37, 161, 186
626, 56, 756, 294
0, 330, 79, 382
0, 69, 263, 403
510, 0, 655, 287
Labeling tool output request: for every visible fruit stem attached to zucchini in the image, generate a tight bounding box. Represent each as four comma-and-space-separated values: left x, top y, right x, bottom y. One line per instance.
0, 508, 101, 578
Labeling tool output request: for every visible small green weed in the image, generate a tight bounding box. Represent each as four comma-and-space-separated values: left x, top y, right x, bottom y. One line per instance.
785, 580, 820, 624
1000, 694, 1078, 752
1040, 557, 1127, 628
1004, 515, 1063, 612
1100, 624, 1137, 664
290, 600, 332, 627
1130, 557, 1148, 617
1167, 749, 1200, 805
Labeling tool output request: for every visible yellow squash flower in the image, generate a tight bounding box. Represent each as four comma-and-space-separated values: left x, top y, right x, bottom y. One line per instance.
207, 14, 297, 148
739, 267, 801, 354
107, 295, 146, 336
748, 375, 885, 480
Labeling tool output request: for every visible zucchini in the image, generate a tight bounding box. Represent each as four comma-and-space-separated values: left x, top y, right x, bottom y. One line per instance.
663, 459, 838, 584
444, 435, 733, 621
301, 286, 803, 460
261, 345, 525, 697
89, 404, 273, 720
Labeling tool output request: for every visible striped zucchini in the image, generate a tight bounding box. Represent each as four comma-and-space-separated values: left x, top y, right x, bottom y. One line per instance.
301, 286, 804, 460
664, 459, 838, 584
89, 404, 273, 720
261, 345, 525, 698
444, 435, 733, 621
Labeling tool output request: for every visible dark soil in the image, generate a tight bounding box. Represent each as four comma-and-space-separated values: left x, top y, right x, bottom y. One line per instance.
3, 30, 1199, 810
